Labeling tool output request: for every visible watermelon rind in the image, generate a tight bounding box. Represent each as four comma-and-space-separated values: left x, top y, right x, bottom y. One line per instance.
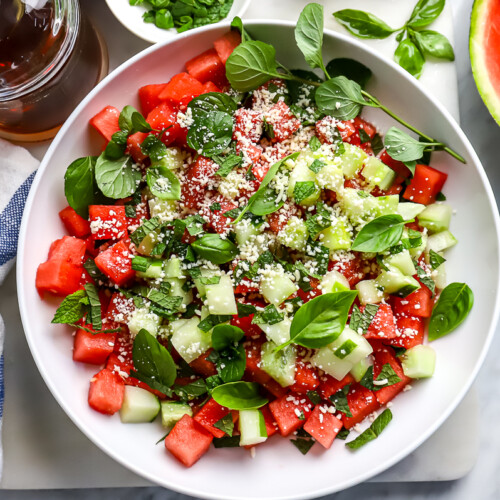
470, 0, 500, 126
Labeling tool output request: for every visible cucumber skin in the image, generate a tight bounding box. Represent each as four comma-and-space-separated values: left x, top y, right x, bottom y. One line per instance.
119, 386, 160, 424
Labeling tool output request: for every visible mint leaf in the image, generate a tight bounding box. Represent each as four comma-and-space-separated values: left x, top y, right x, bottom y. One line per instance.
51, 289, 88, 324
213, 413, 235, 437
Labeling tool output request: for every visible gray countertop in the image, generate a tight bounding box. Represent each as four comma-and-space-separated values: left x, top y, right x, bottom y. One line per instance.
2, 0, 500, 498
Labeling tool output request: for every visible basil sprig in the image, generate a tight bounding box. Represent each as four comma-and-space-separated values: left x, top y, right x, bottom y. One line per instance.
333, 0, 452, 80
64, 157, 101, 218
351, 215, 408, 253
428, 283, 474, 341
95, 153, 142, 199
211, 381, 269, 410
210, 325, 246, 383
277, 291, 358, 351
130, 329, 177, 395
191, 233, 238, 264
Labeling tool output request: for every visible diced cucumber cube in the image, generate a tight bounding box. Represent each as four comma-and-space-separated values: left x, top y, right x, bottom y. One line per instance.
340, 188, 399, 225
161, 401, 193, 428
137, 229, 163, 257
153, 147, 183, 172
205, 274, 237, 315
127, 307, 161, 337
311, 345, 353, 381
430, 257, 446, 289
320, 270, 350, 293
148, 198, 178, 223
383, 250, 416, 276
260, 267, 298, 306
350, 356, 373, 383
170, 317, 212, 363
401, 345, 436, 378
375, 270, 420, 297
319, 219, 352, 251
426, 230, 458, 253
166, 277, 192, 310
137, 259, 164, 279
397, 202, 426, 221
119, 386, 160, 423
193, 267, 220, 297
164, 258, 183, 279
239, 409, 268, 446
260, 317, 291, 345
277, 216, 309, 251
356, 279, 384, 305
418, 203, 452, 233
339, 143, 367, 178
287, 162, 320, 206
406, 228, 427, 259
362, 156, 396, 191
315, 159, 344, 193
260, 341, 296, 387
328, 326, 373, 365
235, 219, 262, 246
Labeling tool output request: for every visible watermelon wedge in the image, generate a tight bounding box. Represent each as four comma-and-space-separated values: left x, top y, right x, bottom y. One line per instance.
470, 0, 500, 125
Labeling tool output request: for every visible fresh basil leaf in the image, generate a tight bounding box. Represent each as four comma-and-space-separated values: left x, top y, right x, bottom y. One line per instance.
146, 164, 181, 200
249, 186, 284, 216
435, 191, 446, 201
234, 152, 300, 223
104, 138, 127, 160
131, 329, 177, 393
213, 413, 234, 437
370, 133, 384, 156
325, 58, 373, 89
230, 16, 251, 42
215, 154, 243, 177
189, 92, 238, 117
212, 324, 245, 351
403, 160, 417, 176
187, 110, 233, 157
211, 381, 268, 410
408, 0, 445, 28
64, 156, 100, 218
358, 128, 371, 144
293, 181, 317, 204
142, 9, 155, 23
279, 291, 358, 350
174, 379, 208, 401
413, 30, 454, 61
315, 76, 366, 120
225, 40, 281, 92
140, 134, 168, 162
213, 435, 240, 448
218, 345, 246, 383
131, 111, 153, 133
251, 304, 284, 325
184, 214, 206, 236
95, 153, 142, 199
197, 314, 232, 333
416, 265, 436, 296
351, 214, 407, 252
346, 409, 392, 449
210, 202, 222, 212
291, 437, 315, 455
130, 217, 161, 246
307, 390, 321, 405
429, 249, 446, 270
394, 38, 425, 79
51, 289, 88, 324
350, 303, 379, 335
191, 233, 238, 264
333, 9, 396, 39
237, 302, 258, 317
330, 386, 352, 417
309, 136, 321, 152
295, 3, 328, 76
84, 283, 102, 331
118, 105, 136, 132
428, 283, 474, 341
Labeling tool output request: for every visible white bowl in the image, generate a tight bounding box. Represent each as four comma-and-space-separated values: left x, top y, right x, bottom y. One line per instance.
105, 0, 251, 44
17, 20, 500, 499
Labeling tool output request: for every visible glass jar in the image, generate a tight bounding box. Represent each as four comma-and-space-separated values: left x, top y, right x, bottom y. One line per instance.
0, 0, 108, 141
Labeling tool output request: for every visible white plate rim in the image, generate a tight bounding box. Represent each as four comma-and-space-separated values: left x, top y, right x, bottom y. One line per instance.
17, 19, 500, 499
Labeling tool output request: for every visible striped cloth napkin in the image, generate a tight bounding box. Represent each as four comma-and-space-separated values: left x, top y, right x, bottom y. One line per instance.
0, 138, 39, 476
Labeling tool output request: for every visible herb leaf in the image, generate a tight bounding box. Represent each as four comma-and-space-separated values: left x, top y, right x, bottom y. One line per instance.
187, 110, 233, 157
346, 409, 392, 449
64, 156, 100, 218
384, 127, 435, 163
211, 381, 268, 410
407, 0, 445, 28
191, 233, 238, 264
291, 436, 315, 455
252, 304, 284, 325
84, 283, 102, 331
333, 9, 396, 39
95, 153, 141, 199
352, 215, 407, 253
394, 38, 425, 79
414, 30, 454, 61
350, 304, 379, 335
315, 76, 366, 120
330, 386, 352, 417
212, 324, 245, 351
429, 249, 446, 270
325, 58, 373, 89
146, 164, 181, 200
51, 289, 88, 324
428, 283, 474, 341
213, 413, 234, 437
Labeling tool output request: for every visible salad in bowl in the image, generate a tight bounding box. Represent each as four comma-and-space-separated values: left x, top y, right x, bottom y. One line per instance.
34, 4, 475, 472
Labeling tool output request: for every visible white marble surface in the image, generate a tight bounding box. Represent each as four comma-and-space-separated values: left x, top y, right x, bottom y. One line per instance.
1, 0, 500, 498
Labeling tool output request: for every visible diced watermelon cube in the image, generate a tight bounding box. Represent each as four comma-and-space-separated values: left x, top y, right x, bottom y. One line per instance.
95, 239, 135, 286
186, 48, 226, 87
189, 349, 217, 377
318, 373, 355, 400
231, 313, 262, 338
269, 394, 313, 437
89, 106, 120, 142
303, 405, 343, 449
290, 360, 319, 395
316, 116, 356, 144
194, 398, 232, 438
158, 72, 205, 110
59, 206, 91, 238
403, 164, 448, 205
233, 108, 263, 143
213, 30, 241, 63
328, 257, 365, 287
202, 81, 221, 93
88, 205, 127, 241
73, 328, 116, 365
388, 314, 425, 349
362, 303, 397, 340
126, 131, 149, 163
342, 383, 379, 429
36, 236, 87, 296
237, 141, 263, 165
138, 83, 167, 116
208, 200, 237, 234
392, 287, 433, 318
244, 340, 272, 385
146, 102, 187, 146
181, 156, 219, 209
106, 292, 135, 324
88, 368, 125, 415
264, 101, 300, 142
260, 405, 278, 438
372, 347, 411, 405
165, 414, 213, 467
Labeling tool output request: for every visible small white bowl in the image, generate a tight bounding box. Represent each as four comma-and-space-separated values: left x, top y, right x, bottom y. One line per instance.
17, 20, 500, 499
105, 0, 251, 44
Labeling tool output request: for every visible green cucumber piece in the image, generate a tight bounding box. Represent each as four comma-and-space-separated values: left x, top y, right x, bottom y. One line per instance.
166, 277, 192, 310
260, 341, 296, 387
148, 199, 178, 223
136, 259, 164, 280
164, 257, 183, 279
235, 219, 262, 246
260, 267, 298, 306
193, 268, 220, 297
362, 156, 396, 191
137, 229, 163, 257
383, 250, 416, 276
120, 386, 160, 423
319, 219, 352, 251
277, 216, 309, 251
401, 345, 436, 378
239, 409, 268, 446
397, 202, 426, 220
375, 270, 420, 297
315, 159, 344, 193
287, 162, 320, 206
329, 326, 373, 364
356, 279, 384, 305
340, 188, 399, 225
350, 356, 373, 383
205, 274, 237, 315
170, 317, 212, 363
418, 203, 452, 233
320, 270, 350, 293
161, 401, 193, 428
127, 307, 161, 337
311, 345, 353, 381
340, 143, 367, 178
426, 230, 458, 253
260, 317, 291, 345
